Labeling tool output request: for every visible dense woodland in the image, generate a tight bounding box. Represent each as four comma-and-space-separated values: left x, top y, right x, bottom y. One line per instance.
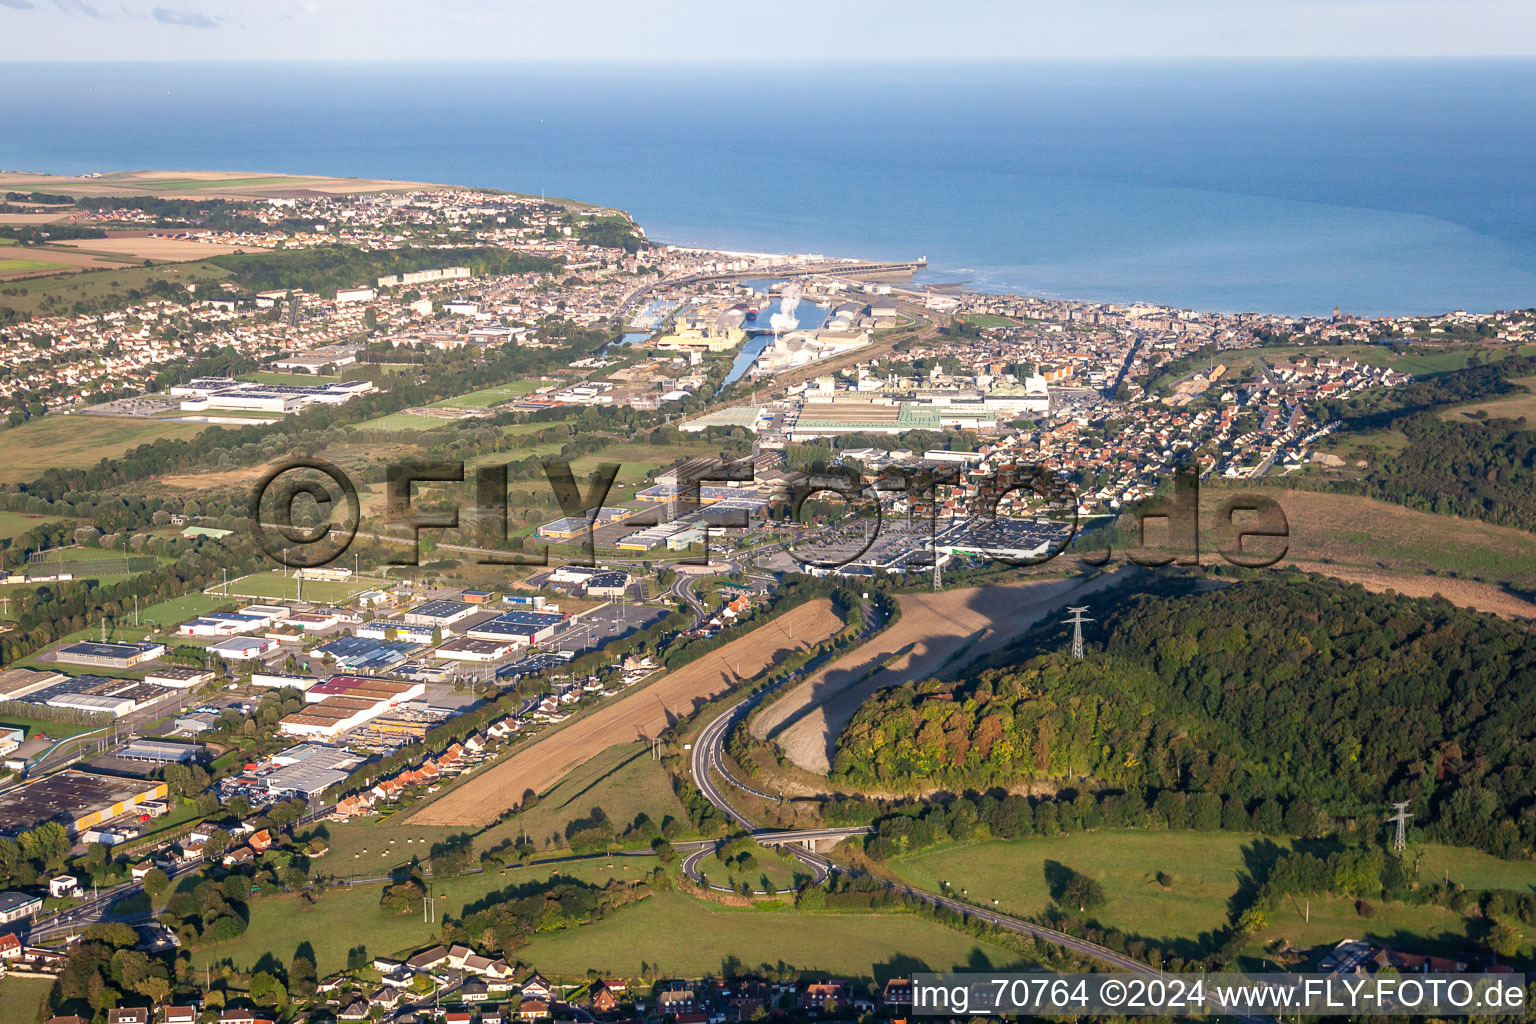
834, 574, 1536, 857
206, 245, 557, 298
1303, 354, 1536, 530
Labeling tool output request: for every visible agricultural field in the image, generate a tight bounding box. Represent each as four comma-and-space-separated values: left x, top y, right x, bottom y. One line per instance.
477, 740, 690, 850
1203, 486, 1536, 616
0, 255, 232, 315
0, 257, 69, 276
758, 569, 1137, 776
1437, 375, 1536, 423
55, 235, 249, 262
212, 570, 386, 603
518, 893, 1026, 981
411, 599, 841, 826
0, 413, 209, 483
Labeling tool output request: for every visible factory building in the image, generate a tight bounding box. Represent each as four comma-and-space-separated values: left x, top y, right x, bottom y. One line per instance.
208, 636, 280, 661
0, 771, 168, 838
55, 641, 166, 669
465, 610, 567, 646
144, 666, 215, 689
433, 637, 516, 662
402, 600, 478, 629
278, 676, 425, 740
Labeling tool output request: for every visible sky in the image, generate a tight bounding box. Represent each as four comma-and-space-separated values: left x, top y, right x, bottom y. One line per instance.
0, 0, 1533, 61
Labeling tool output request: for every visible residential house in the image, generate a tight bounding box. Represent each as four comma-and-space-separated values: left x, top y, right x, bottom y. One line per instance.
519, 973, 554, 1000
801, 981, 851, 1013
516, 1002, 549, 1022
0, 934, 21, 960
338, 1000, 369, 1021
407, 945, 451, 972
108, 1009, 150, 1024
461, 980, 490, 1004
160, 1009, 199, 1024
881, 979, 913, 1006
369, 989, 402, 1010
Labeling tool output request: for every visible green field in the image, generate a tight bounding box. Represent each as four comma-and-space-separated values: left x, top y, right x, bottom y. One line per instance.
190, 856, 642, 976
135, 591, 235, 629
355, 411, 452, 432
477, 740, 691, 852
956, 314, 1023, 328
0, 714, 106, 741
431, 380, 546, 409
212, 570, 385, 603
1438, 375, 1536, 423
0, 976, 56, 1024
890, 832, 1536, 963
0, 258, 68, 275
0, 257, 232, 316
0, 414, 210, 483
121, 176, 305, 191
240, 371, 346, 386
0, 510, 72, 541
518, 894, 1026, 981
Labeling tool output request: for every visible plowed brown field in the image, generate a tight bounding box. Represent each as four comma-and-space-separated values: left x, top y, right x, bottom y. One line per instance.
408, 598, 839, 826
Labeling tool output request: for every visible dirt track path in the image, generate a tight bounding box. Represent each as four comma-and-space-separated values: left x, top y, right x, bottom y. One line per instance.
757, 567, 1138, 775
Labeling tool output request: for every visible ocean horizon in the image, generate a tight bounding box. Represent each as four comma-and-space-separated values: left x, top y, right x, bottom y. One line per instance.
3, 58, 1535, 317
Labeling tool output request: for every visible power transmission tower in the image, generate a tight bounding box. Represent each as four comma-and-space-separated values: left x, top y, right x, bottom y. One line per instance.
1064, 606, 1093, 660
1387, 801, 1413, 852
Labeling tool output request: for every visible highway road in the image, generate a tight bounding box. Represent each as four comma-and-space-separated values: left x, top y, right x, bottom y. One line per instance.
685, 611, 1272, 1021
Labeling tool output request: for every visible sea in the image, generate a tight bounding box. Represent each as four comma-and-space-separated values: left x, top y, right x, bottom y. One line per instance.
3, 59, 1536, 317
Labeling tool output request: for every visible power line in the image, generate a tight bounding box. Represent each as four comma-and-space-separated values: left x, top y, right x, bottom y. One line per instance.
1064, 606, 1093, 660
1387, 801, 1413, 852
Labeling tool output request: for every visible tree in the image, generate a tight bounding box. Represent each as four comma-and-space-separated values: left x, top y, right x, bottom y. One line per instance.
1062, 872, 1106, 913
250, 970, 288, 1010
141, 867, 169, 897
1487, 922, 1522, 959
1254, 799, 1284, 835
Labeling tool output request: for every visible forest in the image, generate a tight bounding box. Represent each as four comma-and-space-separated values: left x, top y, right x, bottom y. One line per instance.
207, 245, 558, 298
834, 573, 1536, 857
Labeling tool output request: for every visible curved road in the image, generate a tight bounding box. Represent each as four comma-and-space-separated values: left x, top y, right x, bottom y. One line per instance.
687, 619, 1271, 1020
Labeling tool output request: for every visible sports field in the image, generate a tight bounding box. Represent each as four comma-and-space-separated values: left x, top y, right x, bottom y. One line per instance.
211, 569, 385, 603
411, 599, 840, 826
430, 380, 546, 408
355, 411, 449, 431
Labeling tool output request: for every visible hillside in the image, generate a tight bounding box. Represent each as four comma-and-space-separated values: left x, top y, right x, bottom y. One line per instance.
833, 573, 1536, 858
